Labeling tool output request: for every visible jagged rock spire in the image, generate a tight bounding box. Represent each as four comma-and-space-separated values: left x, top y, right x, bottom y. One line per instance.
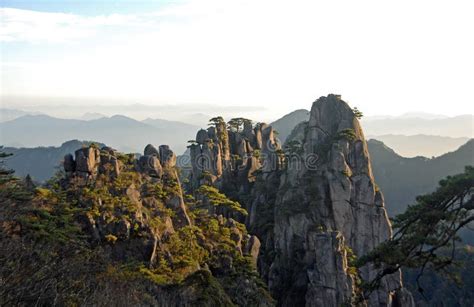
268, 94, 413, 306
189, 118, 281, 190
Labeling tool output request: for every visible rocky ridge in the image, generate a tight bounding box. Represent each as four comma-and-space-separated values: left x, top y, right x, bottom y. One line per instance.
188, 95, 415, 306
0, 143, 273, 306
1, 95, 417, 306
188, 117, 282, 211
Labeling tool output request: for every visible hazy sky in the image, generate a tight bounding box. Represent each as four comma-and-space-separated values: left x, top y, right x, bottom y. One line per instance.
1, 0, 473, 118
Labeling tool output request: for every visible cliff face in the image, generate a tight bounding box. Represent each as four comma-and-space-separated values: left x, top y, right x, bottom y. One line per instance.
268, 95, 413, 306
188, 95, 414, 306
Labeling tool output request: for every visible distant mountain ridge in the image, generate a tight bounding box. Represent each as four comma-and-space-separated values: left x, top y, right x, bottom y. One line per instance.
0, 114, 199, 154
268, 109, 473, 157
362, 114, 473, 138
368, 138, 474, 216
3, 140, 105, 182
80, 112, 106, 120
270, 109, 309, 143
0, 108, 42, 122
367, 134, 470, 157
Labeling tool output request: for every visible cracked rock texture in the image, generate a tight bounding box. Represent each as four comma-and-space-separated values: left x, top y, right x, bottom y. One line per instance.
186, 95, 414, 306
268, 94, 413, 306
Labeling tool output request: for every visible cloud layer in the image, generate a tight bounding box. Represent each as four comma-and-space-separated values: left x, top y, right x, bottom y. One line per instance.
1, 0, 474, 117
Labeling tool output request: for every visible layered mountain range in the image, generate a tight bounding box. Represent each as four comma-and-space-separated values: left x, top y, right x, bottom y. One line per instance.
1, 95, 473, 306
0, 114, 198, 154
1, 107, 472, 159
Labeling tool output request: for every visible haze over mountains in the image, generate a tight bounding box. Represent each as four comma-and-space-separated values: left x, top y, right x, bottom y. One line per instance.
3, 106, 472, 219
0, 102, 267, 127
1, 106, 472, 186
0, 113, 198, 154
0, 108, 42, 123
2, 140, 105, 182
363, 114, 473, 138
367, 134, 470, 157
1, 107, 472, 158
368, 139, 474, 216
269, 109, 473, 157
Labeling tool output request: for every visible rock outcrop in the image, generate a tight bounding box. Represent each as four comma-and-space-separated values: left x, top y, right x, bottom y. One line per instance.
266, 95, 412, 306
75, 147, 101, 175
188, 118, 281, 197
138, 155, 163, 178
140, 144, 192, 227
64, 144, 192, 233
187, 95, 414, 306
65, 145, 121, 179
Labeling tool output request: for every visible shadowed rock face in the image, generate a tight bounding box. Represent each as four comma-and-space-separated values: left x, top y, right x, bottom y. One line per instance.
268, 95, 413, 306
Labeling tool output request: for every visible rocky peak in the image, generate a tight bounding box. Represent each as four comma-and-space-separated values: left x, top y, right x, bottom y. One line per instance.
267, 94, 413, 306
138, 144, 178, 178
64, 145, 121, 180
159, 145, 177, 168
188, 118, 281, 191
144, 144, 160, 157
188, 96, 414, 306
173, 96, 415, 305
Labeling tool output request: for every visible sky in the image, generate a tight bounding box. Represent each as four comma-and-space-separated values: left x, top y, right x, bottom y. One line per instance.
1, 0, 474, 120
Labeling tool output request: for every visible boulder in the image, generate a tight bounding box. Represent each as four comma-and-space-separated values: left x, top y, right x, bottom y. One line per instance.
75, 147, 100, 174
138, 155, 163, 178
244, 235, 261, 267
196, 129, 209, 144
254, 125, 263, 149
230, 228, 243, 254
144, 144, 160, 157
99, 149, 120, 177
159, 145, 177, 168
165, 194, 192, 227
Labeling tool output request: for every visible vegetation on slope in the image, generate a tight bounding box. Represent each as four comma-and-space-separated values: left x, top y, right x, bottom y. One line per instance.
0, 147, 273, 306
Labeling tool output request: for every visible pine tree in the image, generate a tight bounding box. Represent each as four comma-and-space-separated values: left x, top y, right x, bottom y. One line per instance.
357, 166, 474, 295
0, 148, 31, 202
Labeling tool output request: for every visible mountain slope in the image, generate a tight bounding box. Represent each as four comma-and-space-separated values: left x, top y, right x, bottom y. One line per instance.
270, 109, 309, 143
366, 134, 470, 157
368, 139, 474, 216
0, 144, 272, 306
